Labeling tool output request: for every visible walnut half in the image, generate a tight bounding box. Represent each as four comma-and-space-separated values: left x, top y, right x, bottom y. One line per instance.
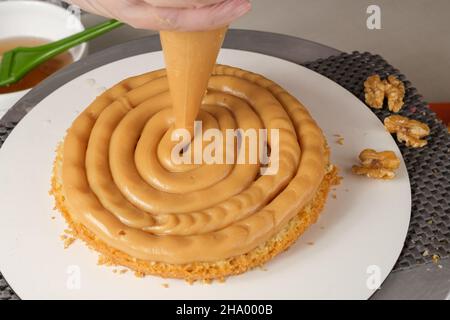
384, 115, 430, 148
364, 75, 405, 112
352, 149, 400, 180
364, 75, 386, 109
385, 75, 406, 112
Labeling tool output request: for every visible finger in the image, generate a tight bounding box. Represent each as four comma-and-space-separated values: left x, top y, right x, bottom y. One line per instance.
142, 0, 225, 9
123, 0, 251, 31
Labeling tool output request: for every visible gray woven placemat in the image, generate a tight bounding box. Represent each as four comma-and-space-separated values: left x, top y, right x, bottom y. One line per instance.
304, 52, 450, 271
0, 51, 449, 299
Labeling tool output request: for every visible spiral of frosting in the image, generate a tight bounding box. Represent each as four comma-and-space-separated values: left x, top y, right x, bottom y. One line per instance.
61, 65, 327, 264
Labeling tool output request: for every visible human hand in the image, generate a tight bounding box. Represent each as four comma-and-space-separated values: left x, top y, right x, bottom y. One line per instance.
66, 0, 251, 31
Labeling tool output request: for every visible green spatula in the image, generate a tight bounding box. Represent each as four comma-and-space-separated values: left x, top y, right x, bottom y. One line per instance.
0, 19, 123, 87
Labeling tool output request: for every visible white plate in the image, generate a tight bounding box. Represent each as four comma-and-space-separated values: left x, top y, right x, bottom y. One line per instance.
0, 49, 411, 300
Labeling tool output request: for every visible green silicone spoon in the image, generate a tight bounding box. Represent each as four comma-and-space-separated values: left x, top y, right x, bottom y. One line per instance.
0, 19, 124, 87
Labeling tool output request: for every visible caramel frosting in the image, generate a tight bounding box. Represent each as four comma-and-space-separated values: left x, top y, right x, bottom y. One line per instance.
61, 65, 327, 264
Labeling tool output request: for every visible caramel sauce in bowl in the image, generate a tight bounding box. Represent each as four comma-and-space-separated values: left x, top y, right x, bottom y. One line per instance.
0, 1, 86, 118
0, 37, 74, 94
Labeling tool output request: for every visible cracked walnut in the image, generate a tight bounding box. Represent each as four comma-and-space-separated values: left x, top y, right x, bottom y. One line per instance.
352, 149, 400, 180
384, 115, 430, 148
364, 75, 405, 112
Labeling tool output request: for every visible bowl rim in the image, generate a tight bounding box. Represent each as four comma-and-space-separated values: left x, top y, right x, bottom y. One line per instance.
0, 0, 87, 98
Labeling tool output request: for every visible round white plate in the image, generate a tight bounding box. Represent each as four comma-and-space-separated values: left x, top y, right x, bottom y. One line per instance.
0, 49, 411, 300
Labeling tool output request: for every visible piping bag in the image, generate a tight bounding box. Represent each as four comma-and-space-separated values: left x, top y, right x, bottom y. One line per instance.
159, 27, 228, 136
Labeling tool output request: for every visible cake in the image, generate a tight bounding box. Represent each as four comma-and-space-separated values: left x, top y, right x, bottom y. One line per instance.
51, 64, 337, 282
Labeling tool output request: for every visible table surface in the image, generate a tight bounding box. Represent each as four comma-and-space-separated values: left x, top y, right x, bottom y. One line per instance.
1, 28, 449, 300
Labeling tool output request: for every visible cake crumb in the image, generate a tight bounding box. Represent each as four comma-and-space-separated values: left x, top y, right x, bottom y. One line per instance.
64, 228, 75, 236
422, 250, 429, 257
61, 231, 77, 248
64, 237, 76, 249
134, 271, 146, 278
332, 134, 344, 145
51, 216, 56, 220
332, 194, 337, 199
118, 230, 126, 236
427, 220, 433, 225
185, 279, 195, 285
162, 283, 169, 288
331, 173, 343, 186
97, 255, 114, 266
307, 242, 314, 246
217, 277, 226, 283
119, 269, 128, 274
432, 254, 440, 264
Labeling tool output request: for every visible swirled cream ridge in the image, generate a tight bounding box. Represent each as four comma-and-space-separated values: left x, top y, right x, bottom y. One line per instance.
59, 65, 327, 265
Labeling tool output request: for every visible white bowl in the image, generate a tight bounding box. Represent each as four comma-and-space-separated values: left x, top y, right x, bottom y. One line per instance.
0, 0, 87, 118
